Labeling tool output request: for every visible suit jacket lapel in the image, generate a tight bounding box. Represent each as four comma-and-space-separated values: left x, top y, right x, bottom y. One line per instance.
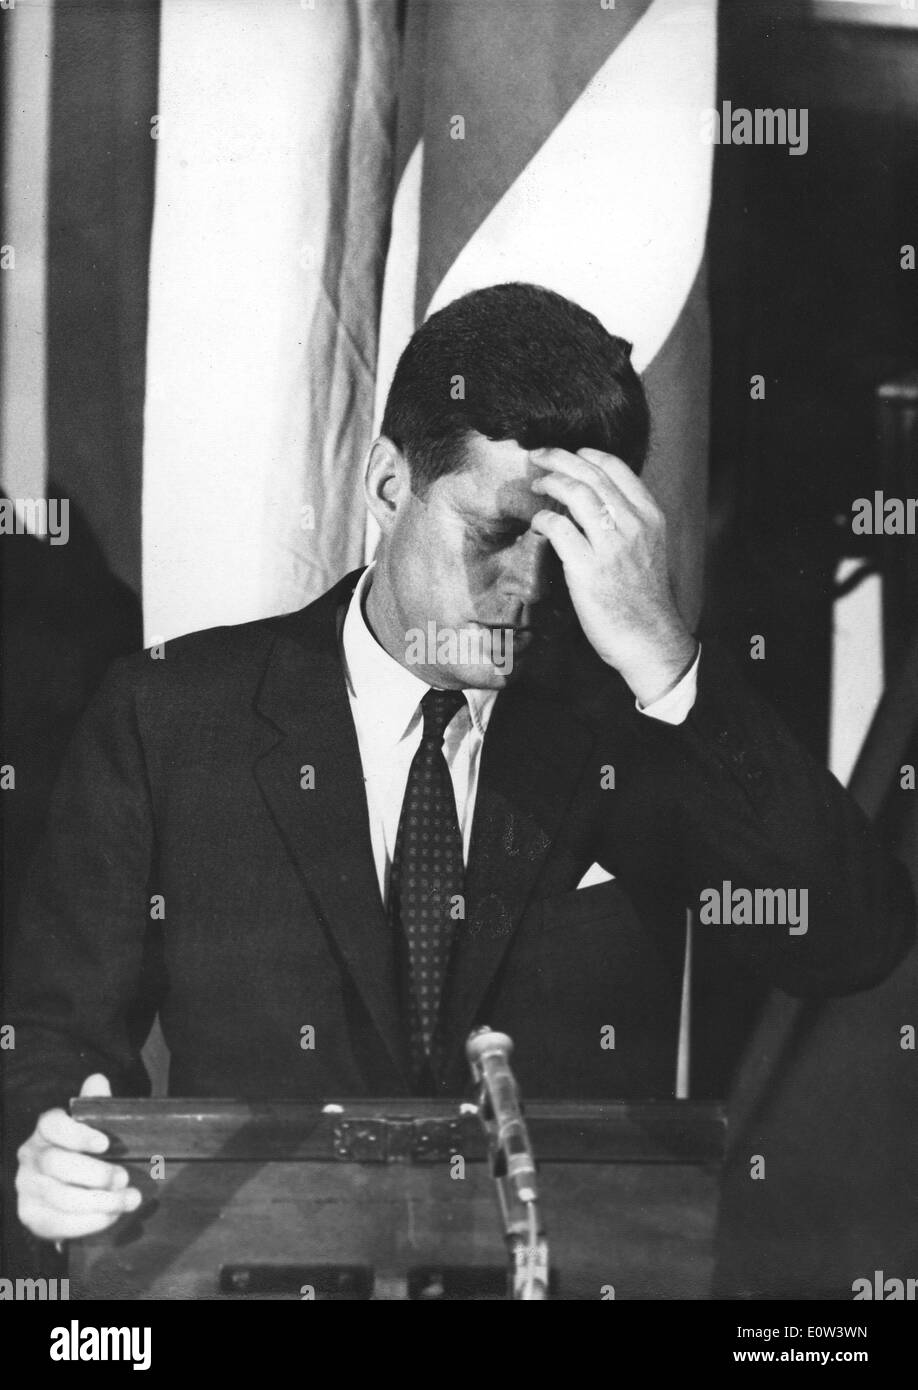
439, 681, 598, 1081
250, 572, 632, 1095
252, 571, 411, 1086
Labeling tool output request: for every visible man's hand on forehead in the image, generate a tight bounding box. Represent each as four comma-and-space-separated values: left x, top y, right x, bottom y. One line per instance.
528, 446, 696, 706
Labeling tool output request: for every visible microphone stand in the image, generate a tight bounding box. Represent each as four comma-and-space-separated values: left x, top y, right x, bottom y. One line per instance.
467, 1027, 550, 1300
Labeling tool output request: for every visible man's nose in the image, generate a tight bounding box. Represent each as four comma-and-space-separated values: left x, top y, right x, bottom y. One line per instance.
501, 532, 554, 607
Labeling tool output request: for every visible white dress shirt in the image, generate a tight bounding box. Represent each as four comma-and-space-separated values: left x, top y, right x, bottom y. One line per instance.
341, 564, 700, 903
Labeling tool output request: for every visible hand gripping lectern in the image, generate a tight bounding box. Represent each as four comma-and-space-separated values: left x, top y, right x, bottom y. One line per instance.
66, 1068, 725, 1301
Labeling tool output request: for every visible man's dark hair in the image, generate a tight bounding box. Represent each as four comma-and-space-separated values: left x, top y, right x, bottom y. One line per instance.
380, 282, 650, 494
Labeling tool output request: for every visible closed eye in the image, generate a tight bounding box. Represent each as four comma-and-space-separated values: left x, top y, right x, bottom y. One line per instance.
476, 524, 529, 549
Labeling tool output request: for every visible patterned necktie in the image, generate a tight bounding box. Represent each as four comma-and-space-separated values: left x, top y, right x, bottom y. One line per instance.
389, 687, 467, 1084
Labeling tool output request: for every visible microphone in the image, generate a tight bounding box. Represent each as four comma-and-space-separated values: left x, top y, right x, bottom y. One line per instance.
465, 1027, 538, 1205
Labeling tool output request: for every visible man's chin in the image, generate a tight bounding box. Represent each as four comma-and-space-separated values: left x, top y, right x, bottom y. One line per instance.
448, 660, 520, 691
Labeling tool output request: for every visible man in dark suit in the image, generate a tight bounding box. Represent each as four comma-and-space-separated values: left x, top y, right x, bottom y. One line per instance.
8, 283, 914, 1243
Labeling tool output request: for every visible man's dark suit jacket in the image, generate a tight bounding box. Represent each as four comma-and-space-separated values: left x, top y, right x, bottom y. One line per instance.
4, 568, 915, 1144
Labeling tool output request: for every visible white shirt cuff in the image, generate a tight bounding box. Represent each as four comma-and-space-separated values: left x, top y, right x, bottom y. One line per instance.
636, 644, 700, 725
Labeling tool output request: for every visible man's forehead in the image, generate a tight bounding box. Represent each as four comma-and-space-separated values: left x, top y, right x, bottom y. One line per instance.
443, 433, 541, 513
460, 432, 534, 476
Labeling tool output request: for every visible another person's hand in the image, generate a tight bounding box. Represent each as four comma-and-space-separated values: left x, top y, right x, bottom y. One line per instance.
15, 1072, 142, 1242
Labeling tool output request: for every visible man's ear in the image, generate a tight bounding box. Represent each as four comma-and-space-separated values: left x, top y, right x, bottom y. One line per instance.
364, 436, 411, 533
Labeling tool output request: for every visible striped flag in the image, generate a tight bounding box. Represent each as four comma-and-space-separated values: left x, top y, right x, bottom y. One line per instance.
373, 0, 717, 625
2, 0, 715, 640
142, 0, 400, 643
1, 0, 401, 645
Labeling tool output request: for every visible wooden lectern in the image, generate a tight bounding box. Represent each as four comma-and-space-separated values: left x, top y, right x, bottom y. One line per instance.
67, 1098, 725, 1300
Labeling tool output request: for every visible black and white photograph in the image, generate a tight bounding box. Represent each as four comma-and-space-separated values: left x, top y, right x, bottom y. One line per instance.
1, 0, 917, 1350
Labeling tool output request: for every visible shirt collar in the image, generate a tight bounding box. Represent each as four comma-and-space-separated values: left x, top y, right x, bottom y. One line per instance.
341, 564, 499, 743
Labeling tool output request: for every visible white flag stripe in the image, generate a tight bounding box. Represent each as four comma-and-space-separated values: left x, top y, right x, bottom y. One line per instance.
423, 0, 716, 373
830, 559, 884, 788
0, 0, 54, 521
143, 0, 395, 643
372, 139, 424, 439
